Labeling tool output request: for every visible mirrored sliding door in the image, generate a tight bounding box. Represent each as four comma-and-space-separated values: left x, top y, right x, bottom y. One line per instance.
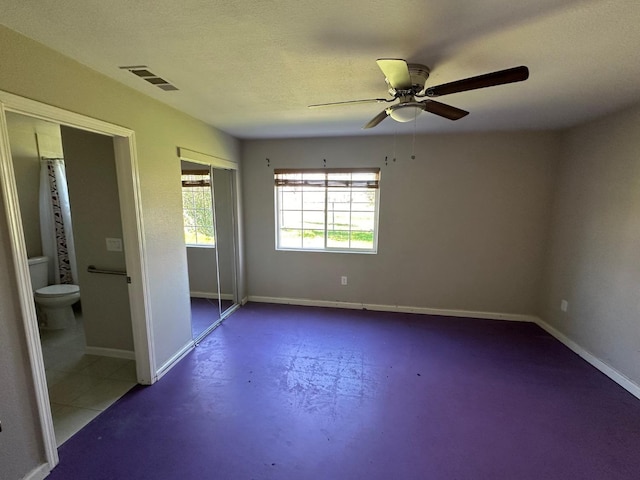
181, 157, 239, 342
211, 167, 238, 318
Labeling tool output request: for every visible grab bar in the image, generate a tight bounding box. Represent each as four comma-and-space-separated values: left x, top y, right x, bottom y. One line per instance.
87, 265, 130, 283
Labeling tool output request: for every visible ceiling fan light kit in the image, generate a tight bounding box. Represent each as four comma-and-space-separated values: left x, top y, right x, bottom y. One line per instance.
387, 103, 423, 122
309, 59, 529, 129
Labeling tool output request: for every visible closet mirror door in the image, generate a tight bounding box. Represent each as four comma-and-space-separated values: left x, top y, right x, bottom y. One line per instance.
211, 167, 238, 317
181, 160, 221, 340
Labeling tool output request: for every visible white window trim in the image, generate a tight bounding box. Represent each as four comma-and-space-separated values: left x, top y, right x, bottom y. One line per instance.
274, 168, 380, 254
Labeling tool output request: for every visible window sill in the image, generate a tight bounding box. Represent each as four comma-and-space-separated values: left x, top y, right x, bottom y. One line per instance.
275, 247, 377, 255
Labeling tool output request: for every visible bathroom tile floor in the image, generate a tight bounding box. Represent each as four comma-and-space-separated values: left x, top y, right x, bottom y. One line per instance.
39, 314, 137, 446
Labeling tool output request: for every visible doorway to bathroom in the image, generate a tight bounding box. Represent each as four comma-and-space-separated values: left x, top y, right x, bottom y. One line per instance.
5, 113, 138, 445
179, 149, 240, 343
0, 90, 154, 470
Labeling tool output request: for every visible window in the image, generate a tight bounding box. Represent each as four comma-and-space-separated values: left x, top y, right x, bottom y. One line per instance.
274, 168, 380, 253
181, 170, 215, 246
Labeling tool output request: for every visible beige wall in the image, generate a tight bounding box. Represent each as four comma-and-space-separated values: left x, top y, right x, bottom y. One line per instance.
242, 131, 560, 314
540, 103, 640, 386
62, 126, 133, 352
2, 115, 63, 479
0, 225, 44, 480
0, 25, 240, 479
6, 113, 63, 258
0, 24, 240, 367
186, 246, 218, 295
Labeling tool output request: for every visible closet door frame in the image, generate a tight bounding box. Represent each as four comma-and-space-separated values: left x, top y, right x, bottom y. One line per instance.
179, 148, 241, 336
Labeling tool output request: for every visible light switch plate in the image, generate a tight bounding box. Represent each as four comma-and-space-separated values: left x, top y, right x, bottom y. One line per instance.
106, 237, 123, 252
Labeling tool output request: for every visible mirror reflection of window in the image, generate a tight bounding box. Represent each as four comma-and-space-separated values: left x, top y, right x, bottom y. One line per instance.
181, 171, 215, 247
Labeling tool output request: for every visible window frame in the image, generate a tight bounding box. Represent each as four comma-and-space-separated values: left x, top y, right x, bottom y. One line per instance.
274, 168, 380, 254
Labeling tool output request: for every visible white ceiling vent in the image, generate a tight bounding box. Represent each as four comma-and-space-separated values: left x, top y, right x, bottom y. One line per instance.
119, 65, 179, 91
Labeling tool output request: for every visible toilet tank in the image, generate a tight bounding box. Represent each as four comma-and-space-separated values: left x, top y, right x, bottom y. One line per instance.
28, 256, 49, 291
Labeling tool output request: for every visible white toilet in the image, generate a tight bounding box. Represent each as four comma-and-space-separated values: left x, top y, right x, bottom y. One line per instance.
28, 256, 80, 329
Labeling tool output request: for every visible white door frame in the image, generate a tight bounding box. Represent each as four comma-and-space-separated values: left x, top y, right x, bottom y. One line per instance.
0, 90, 155, 469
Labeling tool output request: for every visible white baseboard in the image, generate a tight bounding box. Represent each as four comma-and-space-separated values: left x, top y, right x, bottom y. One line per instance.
85, 346, 135, 360
190, 291, 234, 300
535, 318, 640, 400
22, 463, 50, 480
154, 340, 194, 382
246, 296, 539, 323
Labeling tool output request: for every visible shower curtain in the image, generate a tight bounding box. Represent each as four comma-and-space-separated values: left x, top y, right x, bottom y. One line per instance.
39, 157, 78, 285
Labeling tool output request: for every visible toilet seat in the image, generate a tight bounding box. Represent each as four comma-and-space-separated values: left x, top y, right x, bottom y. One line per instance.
35, 284, 80, 298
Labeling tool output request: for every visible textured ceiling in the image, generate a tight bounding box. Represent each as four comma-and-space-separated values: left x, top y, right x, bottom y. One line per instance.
1, 0, 640, 139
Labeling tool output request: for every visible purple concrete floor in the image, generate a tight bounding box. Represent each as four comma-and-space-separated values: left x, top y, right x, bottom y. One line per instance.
190, 297, 234, 338
190, 297, 219, 338
49, 303, 640, 479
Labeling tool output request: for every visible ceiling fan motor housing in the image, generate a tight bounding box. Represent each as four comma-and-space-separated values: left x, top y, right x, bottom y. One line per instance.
388, 63, 431, 96
407, 63, 430, 90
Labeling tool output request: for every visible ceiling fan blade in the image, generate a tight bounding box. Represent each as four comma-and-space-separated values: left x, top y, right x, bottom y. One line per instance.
363, 109, 389, 129
425, 66, 529, 98
420, 100, 469, 120
308, 98, 392, 108
376, 58, 412, 90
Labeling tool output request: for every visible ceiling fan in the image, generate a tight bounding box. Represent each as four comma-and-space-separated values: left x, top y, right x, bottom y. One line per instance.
309, 59, 529, 129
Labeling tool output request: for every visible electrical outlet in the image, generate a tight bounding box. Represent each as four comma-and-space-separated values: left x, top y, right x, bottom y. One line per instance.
341, 276, 348, 286
560, 299, 568, 312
